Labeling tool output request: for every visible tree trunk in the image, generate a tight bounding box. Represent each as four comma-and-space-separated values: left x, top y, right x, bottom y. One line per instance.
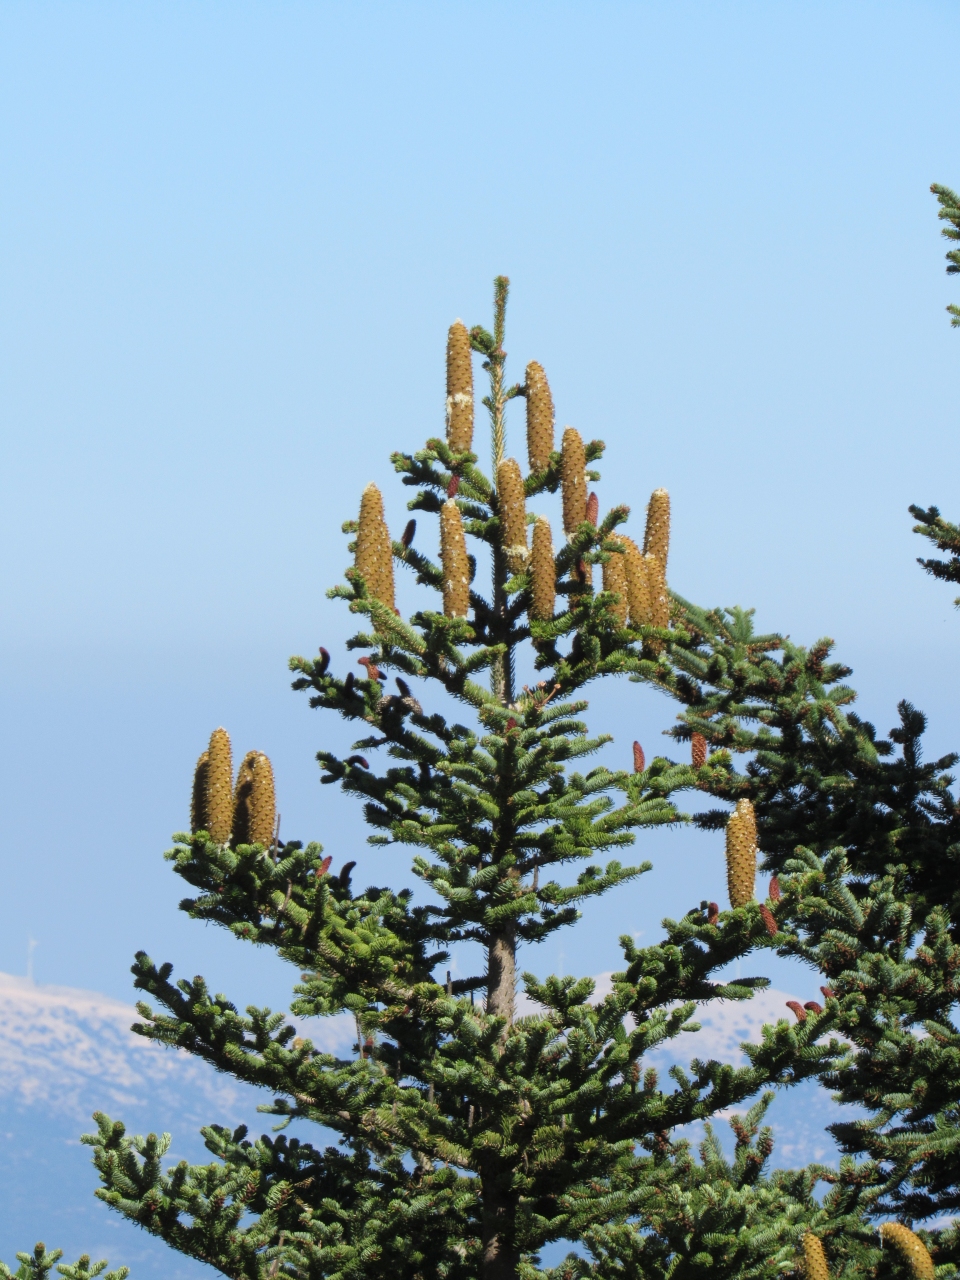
481, 1172, 520, 1280
486, 923, 516, 1024
483, 923, 518, 1277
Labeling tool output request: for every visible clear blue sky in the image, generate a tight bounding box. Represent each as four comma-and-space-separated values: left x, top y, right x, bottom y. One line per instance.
2, 1, 960, 1031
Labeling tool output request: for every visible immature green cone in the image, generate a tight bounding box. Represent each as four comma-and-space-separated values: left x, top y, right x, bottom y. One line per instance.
602, 536, 629, 625
190, 751, 209, 833
801, 1234, 830, 1280
446, 320, 474, 453
440, 499, 470, 617
525, 361, 554, 472
205, 727, 234, 845
621, 536, 650, 625
643, 487, 670, 572
560, 427, 587, 535
530, 515, 555, 620
497, 457, 528, 574
355, 483, 395, 609
880, 1224, 935, 1280
725, 798, 757, 908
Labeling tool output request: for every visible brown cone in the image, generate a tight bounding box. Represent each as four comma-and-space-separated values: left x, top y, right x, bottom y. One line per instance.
643, 488, 670, 574
355, 484, 395, 609
602, 536, 629, 626
759, 904, 778, 937
621, 537, 651, 626
633, 741, 645, 773
530, 516, 556, 621
560, 427, 587, 535
691, 734, 707, 768
725, 797, 756, 909
446, 320, 474, 453
880, 1224, 935, 1280
205, 727, 234, 845
525, 361, 554, 472
440, 499, 470, 618
497, 458, 528, 574
801, 1235, 830, 1280
190, 751, 209, 833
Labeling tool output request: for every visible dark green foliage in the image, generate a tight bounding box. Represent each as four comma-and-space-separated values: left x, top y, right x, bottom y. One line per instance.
560, 1096, 878, 1280
909, 504, 960, 603
931, 183, 960, 326
0, 1247, 127, 1280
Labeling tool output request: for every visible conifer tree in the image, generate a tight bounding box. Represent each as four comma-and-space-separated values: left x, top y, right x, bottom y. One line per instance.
75, 279, 854, 1280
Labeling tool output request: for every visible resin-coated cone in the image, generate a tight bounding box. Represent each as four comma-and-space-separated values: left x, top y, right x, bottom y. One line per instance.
525, 361, 554, 472
725, 798, 756, 908
530, 516, 555, 621
497, 458, 528, 574
440, 499, 470, 617
879, 1224, 935, 1280
560, 427, 587, 535
204, 727, 234, 845
446, 320, 474, 453
602, 536, 629, 626
190, 751, 209, 834
356, 483, 395, 609
643, 488, 670, 573
801, 1235, 829, 1280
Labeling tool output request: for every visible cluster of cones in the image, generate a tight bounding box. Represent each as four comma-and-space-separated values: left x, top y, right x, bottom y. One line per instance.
190, 727, 276, 848
351, 320, 672, 626
803, 1225, 934, 1280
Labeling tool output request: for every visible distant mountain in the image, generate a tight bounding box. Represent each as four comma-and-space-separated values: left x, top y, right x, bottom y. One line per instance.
0, 972, 849, 1276
0, 971, 351, 1277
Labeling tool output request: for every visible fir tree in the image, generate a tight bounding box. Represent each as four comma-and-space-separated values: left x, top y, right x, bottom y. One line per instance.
76, 279, 850, 1280
0, 1246, 127, 1280
652, 601, 960, 1267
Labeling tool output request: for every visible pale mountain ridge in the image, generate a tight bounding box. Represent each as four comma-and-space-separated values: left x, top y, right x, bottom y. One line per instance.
0, 968, 354, 1125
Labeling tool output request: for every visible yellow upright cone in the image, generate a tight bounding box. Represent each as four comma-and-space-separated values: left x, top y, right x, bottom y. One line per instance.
248, 753, 277, 847
234, 751, 277, 848
642, 551, 670, 655
440, 499, 470, 618
497, 457, 528, 574
232, 750, 258, 846
205, 727, 234, 845
603, 536, 629, 625
725, 798, 757, 908
801, 1234, 830, 1280
560, 427, 587, 535
530, 516, 555, 621
446, 320, 474, 453
190, 751, 209, 834
355, 483, 395, 610
880, 1224, 935, 1280
643, 488, 670, 574
525, 361, 554, 472
621, 536, 650, 626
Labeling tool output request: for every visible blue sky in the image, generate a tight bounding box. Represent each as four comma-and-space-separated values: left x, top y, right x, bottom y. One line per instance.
2, 0, 960, 1263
